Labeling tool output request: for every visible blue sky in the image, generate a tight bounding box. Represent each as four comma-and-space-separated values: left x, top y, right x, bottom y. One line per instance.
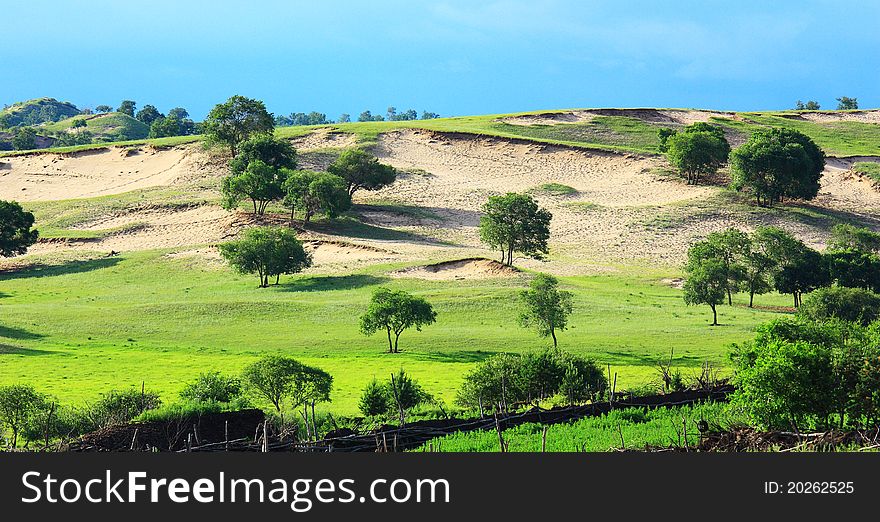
3, 0, 878, 119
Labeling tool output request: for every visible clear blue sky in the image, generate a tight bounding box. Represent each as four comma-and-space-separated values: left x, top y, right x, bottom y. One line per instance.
3, 0, 878, 120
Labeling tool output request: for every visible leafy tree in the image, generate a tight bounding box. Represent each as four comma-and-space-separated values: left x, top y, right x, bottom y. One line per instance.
241, 355, 304, 413
338, 113, 351, 123
149, 116, 180, 138
699, 229, 750, 305
54, 130, 94, 147
824, 249, 880, 292
219, 226, 312, 287
228, 134, 297, 175
795, 100, 820, 110
421, 111, 440, 120
359, 379, 390, 417
221, 160, 288, 215
179, 372, 243, 403
683, 256, 727, 326
657, 127, 677, 152
742, 227, 782, 307
84, 388, 162, 430
730, 128, 825, 206
558, 353, 606, 406
774, 246, 828, 308
359, 287, 437, 353
357, 110, 384, 122
456, 354, 525, 414
117, 100, 136, 116
11, 127, 37, 150
0, 200, 38, 257
836, 96, 858, 110
167, 107, 189, 120
518, 349, 566, 404
518, 274, 573, 347
0, 385, 48, 447
291, 364, 332, 440
386, 369, 431, 426
71, 118, 87, 129
665, 124, 730, 184
479, 193, 552, 266
282, 170, 351, 225
797, 287, 880, 326
203, 95, 274, 157
828, 223, 880, 253
327, 149, 397, 197
95, 105, 113, 113
135, 104, 163, 125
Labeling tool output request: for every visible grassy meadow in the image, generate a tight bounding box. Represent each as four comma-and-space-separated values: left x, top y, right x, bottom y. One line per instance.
0, 246, 791, 416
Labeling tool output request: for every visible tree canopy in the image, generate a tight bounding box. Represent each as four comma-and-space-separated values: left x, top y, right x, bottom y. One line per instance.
219, 226, 312, 287
117, 100, 136, 116
0, 200, 38, 257
327, 149, 397, 197
221, 160, 288, 215
479, 193, 552, 266
135, 104, 163, 125
664, 123, 730, 184
203, 95, 274, 157
360, 288, 437, 353
282, 170, 351, 225
518, 273, 574, 347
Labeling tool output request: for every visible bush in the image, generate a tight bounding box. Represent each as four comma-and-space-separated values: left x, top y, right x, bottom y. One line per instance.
356, 370, 431, 425
83, 388, 162, 429
179, 372, 243, 403
358, 379, 390, 418
797, 286, 880, 325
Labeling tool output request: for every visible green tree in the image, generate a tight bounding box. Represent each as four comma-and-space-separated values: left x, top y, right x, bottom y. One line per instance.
836, 96, 858, 110
518, 274, 573, 347
558, 353, 606, 406
291, 364, 332, 441
386, 369, 431, 426
0, 385, 48, 447
824, 249, 880, 292
742, 227, 781, 307
71, 118, 87, 129
774, 246, 828, 308
797, 287, 880, 326
11, 127, 37, 150
117, 100, 136, 116
479, 193, 552, 266
241, 355, 304, 414
167, 107, 189, 120
327, 149, 397, 197
282, 171, 351, 225
0, 200, 38, 257
795, 100, 820, 110
228, 133, 297, 175
337, 113, 351, 123
149, 116, 180, 138
221, 160, 287, 215
828, 223, 880, 253
95, 105, 113, 113
359, 379, 390, 418
683, 256, 727, 326
518, 349, 565, 404
665, 124, 730, 184
730, 128, 825, 206
203, 95, 274, 157
702, 229, 750, 305
135, 104, 163, 125
219, 226, 312, 287
359, 288, 437, 353
179, 372, 243, 403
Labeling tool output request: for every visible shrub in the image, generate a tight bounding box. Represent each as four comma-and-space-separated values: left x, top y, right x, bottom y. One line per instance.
83, 388, 162, 430
179, 372, 244, 403
797, 286, 880, 325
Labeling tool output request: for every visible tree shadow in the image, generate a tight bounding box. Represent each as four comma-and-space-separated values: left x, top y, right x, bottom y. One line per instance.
411, 350, 500, 364
603, 350, 705, 368
280, 274, 389, 292
0, 343, 51, 356
0, 325, 44, 341
0, 257, 122, 281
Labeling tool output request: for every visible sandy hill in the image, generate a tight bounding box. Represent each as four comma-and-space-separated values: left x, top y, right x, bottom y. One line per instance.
2, 109, 880, 276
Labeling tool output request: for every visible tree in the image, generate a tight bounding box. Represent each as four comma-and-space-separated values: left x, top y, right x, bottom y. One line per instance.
327, 149, 397, 197
149, 116, 179, 138
824, 249, 880, 292
730, 128, 825, 206
282, 171, 351, 225
774, 246, 828, 308
228, 134, 297, 175
699, 229, 750, 305
456, 354, 525, 414
795, 100, 820, 110
828, 223, 880, 253
117, 100, 136, 116
421, 111, 440, 120
11, 127, 37, 150
518, 274, 573, 347
219, 226, 312, 287
359, 379, 390, 418
241, 355, 304, 414
0, 385, 47, 447
291, 364, 332, 440
683, 256, 727, 326
479, 193, 552, 266
664, 123, 730, 184
357, 110, 384, 122
359, 288, 437, 353
797, 287, 880, 326
387, 369, 430, 426
0, 200, 38, 257
167, 107, 189, 120
71, 118, 87, 129
338, 113, 351, 123
742, 227, 782, 307
221, 160, 288, 215
203, 95, 274, 157
558, 353, 606, 406
837, 97, 858, 110
179, 372, 243, 403
95, 105, 113, 113
135, 104, 163, 125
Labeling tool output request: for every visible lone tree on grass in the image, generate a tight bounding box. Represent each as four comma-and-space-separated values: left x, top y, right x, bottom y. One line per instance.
663, 123, 730, 184
0, 201, 38, 257
518, 273, 573, 347
0, 384, 48, 448
358, 370, 431, 426
360, 288, 437, 353
221, 160, 288, 215
730, 128, 825, 207
241, 355, 303, 415
204, 95, 274, 157
327, 149, 397, 197
282, 171, 351, 225
219, 226, 312, 287
683, 255, 727, 326
836, 97, 858, 110
479, 193, 552, 267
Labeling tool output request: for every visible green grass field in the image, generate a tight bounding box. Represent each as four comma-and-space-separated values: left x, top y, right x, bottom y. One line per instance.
0, 247, 791, 416
40, 112, 150, 142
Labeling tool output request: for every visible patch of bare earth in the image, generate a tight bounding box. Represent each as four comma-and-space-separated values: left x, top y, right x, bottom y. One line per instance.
289, 129, 357, 150
391, 258, 521, 280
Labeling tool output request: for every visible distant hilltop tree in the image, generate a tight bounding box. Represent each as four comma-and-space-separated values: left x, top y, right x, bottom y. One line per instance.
274, 112, 330, 127
357, 110, 384, 122
95, 105, 113, 113
135, 105, 163, 126
337, 113, 351, 123
662, 122, 730, 185
203, 95, 274, 157
836, 96, 859, 110
11, 127, 37, 151
794, 100, 820, 110
117, 100, 136, 116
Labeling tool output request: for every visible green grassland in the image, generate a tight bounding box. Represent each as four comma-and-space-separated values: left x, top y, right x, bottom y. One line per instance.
40, 112, 150, 142
0, 98, 81, 127
0, 245, 791, 415
853, 162, 880, 184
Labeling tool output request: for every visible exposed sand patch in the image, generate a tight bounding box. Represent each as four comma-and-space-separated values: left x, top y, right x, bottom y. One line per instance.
0, 144, 222, 202
391, 258, 520, 280
289, 129, 357, 150
794, 111, 880, 124
500, 109, 737, 127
